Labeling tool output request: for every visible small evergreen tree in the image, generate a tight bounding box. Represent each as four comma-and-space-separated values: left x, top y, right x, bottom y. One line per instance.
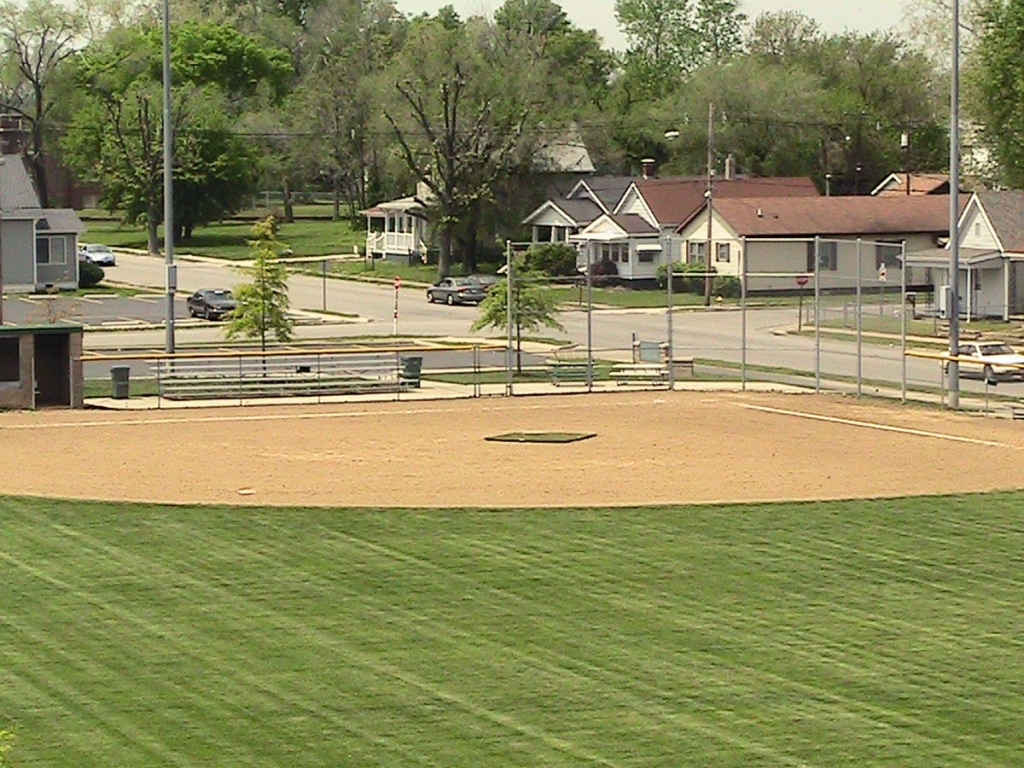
225, 216, 293, 351
472, 266, 564, 372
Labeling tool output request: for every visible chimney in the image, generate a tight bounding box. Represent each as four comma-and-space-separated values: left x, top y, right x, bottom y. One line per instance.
640, 158, 656, 179
724, 154, 736, 180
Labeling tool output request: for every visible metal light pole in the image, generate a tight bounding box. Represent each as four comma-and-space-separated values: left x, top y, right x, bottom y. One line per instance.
948, 0, 961, 408
704, 102, 715, 306
162, 0, 176, 353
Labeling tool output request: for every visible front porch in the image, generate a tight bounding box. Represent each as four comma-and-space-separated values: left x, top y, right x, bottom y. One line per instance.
362, 196, 428, 263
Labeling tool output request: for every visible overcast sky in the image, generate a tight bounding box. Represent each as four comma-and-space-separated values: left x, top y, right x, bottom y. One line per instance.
396, 0, 909, 50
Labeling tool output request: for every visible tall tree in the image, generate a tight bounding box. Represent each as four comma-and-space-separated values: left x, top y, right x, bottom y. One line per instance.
746, 10, 821, 62
63, 22, 290, 252
384, 12, 539, 278
292, 0, 403, 220
615, 0, 744, 96
0, 0, 84, 206
974, 0, 1024, 186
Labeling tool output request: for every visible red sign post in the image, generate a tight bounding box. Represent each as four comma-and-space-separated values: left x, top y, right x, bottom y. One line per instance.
393, 276, 401, 335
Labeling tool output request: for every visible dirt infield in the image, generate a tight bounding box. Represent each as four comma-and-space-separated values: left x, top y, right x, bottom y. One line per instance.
3, 390, 1024, 507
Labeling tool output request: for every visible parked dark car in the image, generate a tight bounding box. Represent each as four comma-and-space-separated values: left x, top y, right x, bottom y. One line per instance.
426, 277, 487, 305
187, 289, 237, 320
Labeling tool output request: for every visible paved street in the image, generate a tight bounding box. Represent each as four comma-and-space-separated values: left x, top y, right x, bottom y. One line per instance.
14, 249, 1022, 397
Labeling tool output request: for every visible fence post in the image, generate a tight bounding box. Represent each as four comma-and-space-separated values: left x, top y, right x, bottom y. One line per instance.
856, 238, 863, 398
814, 236, 821, 394
741, 236, 747, 391
505, 240, 514, 397
473, 344, 481, 398
901, 241, 907, 404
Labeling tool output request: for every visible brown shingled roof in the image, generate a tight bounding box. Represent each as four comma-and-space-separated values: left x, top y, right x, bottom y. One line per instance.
631, 176, 818, 227
691, 195, 960, 237
874, 172, 950, 196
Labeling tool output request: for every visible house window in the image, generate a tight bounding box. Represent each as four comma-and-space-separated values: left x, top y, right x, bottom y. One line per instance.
975, 222, 981, 237
875, 242, 902, 270
688, 241, 706, 263
637, 246, 659, 263
535, 225, 552, 242
806, 241, 837, 272
36, 236, 67, 265
716, 243, 730, 263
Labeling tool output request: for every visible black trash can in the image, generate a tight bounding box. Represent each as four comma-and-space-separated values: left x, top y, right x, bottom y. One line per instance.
400, 355, 423, 388
111, 366, 130, 399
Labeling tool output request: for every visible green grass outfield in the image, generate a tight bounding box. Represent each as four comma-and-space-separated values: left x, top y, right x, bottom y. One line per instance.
2, 492, 1023, 766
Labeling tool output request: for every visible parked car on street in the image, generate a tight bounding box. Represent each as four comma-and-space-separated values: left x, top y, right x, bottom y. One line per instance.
426, 277, 487, 305
947, 341, 1024, 383
78, 243, 116, 266
187, 289, 237, 320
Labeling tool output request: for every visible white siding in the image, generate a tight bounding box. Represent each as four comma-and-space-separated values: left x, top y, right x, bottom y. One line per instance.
961, 203, 1001, 250
614, 187, 658, 227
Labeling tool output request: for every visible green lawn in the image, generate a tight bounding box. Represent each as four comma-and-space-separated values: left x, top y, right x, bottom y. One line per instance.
82, 218, 365, 260
2, 492, 1023, 766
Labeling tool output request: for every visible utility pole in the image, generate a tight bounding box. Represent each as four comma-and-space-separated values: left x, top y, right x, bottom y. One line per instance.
704, 101, 715, 307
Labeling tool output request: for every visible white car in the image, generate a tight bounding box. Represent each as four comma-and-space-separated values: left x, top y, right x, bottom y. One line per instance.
949, 341, 1024, 384
79, 243, 116, 266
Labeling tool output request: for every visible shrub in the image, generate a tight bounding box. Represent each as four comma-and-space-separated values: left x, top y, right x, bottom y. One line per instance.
713, 275, 740, 298
656, 261, 712, 293
590, 258, 618, 277
79, 259, 104, 288
525, 242, 578, 276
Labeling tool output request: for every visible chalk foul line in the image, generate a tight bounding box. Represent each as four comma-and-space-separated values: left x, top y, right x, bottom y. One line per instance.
738, 403, 1014, 449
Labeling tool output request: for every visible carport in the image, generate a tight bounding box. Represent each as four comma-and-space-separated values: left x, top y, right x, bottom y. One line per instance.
0, 322, 84, 409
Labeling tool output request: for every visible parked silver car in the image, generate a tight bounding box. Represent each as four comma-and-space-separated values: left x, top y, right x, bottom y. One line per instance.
79, 243, 116, 266
426, 277, 487, 305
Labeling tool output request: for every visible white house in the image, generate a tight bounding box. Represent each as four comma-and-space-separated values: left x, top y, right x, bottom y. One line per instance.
904, 191, 1024, 320
522, 176, 633, 244
567, 175, 818, 282
361, 190, 428, 264
675, 194, 956, 292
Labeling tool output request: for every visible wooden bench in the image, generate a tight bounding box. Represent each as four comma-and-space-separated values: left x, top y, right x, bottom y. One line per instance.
546, 359, 590, 386
609, 363, 668, 385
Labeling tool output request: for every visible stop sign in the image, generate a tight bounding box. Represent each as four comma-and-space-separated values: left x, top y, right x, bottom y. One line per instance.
795, 275, 809, 287
394, 276, 401, 289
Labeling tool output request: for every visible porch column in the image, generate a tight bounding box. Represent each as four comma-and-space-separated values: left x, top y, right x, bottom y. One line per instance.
1005, 259, 1011, 322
